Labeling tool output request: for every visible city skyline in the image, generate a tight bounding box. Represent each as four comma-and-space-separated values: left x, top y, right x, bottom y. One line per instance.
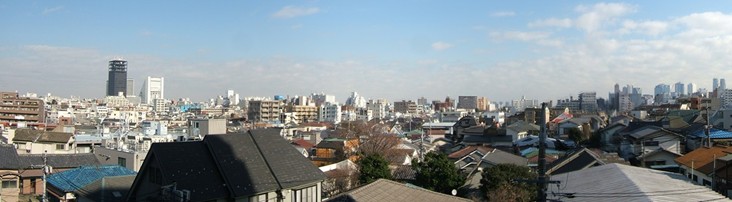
2, 1, 732, 102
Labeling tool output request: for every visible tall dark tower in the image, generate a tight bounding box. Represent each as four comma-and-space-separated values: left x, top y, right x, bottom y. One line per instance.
106, 59, 128, 96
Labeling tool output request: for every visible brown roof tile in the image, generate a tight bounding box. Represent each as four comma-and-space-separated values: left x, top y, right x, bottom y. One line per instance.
675, 146, 732, 175
447, 146, 493, 159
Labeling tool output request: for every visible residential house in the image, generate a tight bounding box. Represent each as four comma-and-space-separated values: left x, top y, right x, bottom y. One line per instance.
46, 165, 136, 202
0, 144, 20, 202
675, 146, 732, 187
619, 125, 683, 163
126, 129, 327, 202
319, 160, 358, 198
12, 128, 75, 154
596, 122, 628, 152
547, 148, 607, 175
638, 148, 682, 170
547, 163, 728, 202
327, 179, 471, 202
313, 138, 359, 166
505, 121, 539, 143
19, 153, 101, 195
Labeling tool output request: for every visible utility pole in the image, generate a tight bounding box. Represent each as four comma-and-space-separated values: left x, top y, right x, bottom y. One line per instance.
42, 150, 48, 202
537, 102, 548, 202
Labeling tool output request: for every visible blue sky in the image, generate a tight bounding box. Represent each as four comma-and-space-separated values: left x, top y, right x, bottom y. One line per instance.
3, 1, 732, 103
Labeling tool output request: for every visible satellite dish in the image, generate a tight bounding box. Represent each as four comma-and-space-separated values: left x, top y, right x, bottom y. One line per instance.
451, 189, 457, 196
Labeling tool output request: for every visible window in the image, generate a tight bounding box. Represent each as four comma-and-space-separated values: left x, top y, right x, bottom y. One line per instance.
703, 179, 712, 186
2, 180, 17, 189
644, 160, 666, 167
643, 141, 659, 146
56, 144, 65, 150
118, 157, 127, 167
292, 185, 318, 202
249, 193, 275, 202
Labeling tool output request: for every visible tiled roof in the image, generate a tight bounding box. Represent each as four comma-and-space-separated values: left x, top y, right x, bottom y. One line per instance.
691, 128, 732, 139
130, 129, 326, 201
547, 148, 605, 175
12, 128, 73, 143
143, 141, 228, 202
47, 165, 136, 192
675, 146, 732, 175
548, 163, 729, 202
19, 153, 100, 168
0, 144, 20, 169
78, 175, 136, 202
327, 179, 471, 202
447, 146, 492, 159
292, 139, 316, 149
506, 121, 540, 132
481, 149, 527, 166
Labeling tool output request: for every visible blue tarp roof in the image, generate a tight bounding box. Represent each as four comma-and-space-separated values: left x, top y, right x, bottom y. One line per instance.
691, 128, 732, 139
47, 165, 136, 192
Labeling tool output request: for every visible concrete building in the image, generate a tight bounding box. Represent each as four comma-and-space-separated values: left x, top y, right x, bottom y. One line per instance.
106, 59, 128, 96
311, 93, 335, 107
688, 83, 697, 96
0, 92, 45, 126
189, 118, 227, 138
722, 89, 732, 109
477, 97, 490, 111
674, 82, 685, 97
655, 84, 672, 104
140, 76, 164, 105
394, 100, 417, 114
345, 92, 367, 108
366, 99, 388, 119
457, 96, 478, 110
126, 79, 134, 97
579, 92, 598, 112
319, 102, 341, 124
247, 100, 283, 123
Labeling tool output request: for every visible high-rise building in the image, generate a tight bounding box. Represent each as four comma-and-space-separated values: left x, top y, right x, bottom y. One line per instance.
106, 59, 128, 96
721, 78, 727, 91
126, 79, 134, 97
457, 96, 478, 110
687, 83, 697, 96
0, 92, 45, 125
140, 77, 165, 105
714, 78, 720, 91
345, 92, 367, 108
654, 84, 671, 104
579, 92, 598, 112
674, 82, 685, 96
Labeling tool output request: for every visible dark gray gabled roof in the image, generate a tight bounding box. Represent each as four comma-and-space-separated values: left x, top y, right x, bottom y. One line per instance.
129, 129, 326, 201
547, 148, 605, 175
0, 144, 20, 169
12, 128, 73, 143
145, 141, 229, 202
19, 153, 100, 168
204, 129, 326, 197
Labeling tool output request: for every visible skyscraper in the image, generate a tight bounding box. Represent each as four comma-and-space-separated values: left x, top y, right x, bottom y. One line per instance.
140, 76, 165, 105
106, 59, 128, 96
721, 78, 727, 91
714, 78, 719, 91
126, 79, 134, 96
687, 83, 696, 96
674, 82, 685, 96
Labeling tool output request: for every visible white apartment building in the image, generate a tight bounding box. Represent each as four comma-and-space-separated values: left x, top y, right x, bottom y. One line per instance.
319, 102, 341, 124
140, 76, 164, 105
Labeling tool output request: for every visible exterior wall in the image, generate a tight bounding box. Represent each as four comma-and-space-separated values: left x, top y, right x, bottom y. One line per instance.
1, 170, 20, 202
0, 92, 45, 124
94, 147, 146, 172
681, 165, 715, 187
15, 140, 75, 154
189, 119, 227, 137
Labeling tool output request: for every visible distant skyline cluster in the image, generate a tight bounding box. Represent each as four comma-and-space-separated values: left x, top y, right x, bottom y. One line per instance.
2, 1, 732, 102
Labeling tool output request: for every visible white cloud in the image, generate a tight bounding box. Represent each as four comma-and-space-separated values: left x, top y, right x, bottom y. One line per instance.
619, 20, 668, 36
272, 6, 320, 19
675, 12, 732, 38
431, 41, 453, 51
528, 18, 572, 28
490, 31, 551, 41
574, 3, 637, 33
42, 6, 64, 15
491, 11, 516, 17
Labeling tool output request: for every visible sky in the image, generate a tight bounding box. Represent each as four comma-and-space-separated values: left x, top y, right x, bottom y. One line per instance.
3, 1, 732, 103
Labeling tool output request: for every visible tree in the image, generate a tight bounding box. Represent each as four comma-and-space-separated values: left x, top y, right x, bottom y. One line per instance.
412, 152, 465, 194
357, 154, 391, 184
568, 127, 585, 143
480, 164, 537, 201
489, 182, 533, 202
